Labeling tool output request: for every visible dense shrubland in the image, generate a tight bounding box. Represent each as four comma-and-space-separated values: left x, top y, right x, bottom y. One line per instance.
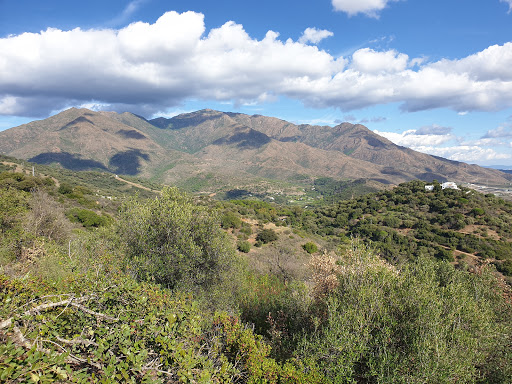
1, 169, 511, 382
222, 180, 512, 276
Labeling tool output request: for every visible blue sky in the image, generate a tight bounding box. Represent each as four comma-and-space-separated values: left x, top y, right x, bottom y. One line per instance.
1, 0, 512, 166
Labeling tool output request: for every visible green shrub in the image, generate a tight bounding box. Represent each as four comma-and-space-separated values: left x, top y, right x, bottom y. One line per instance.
256, 228, 278, 244
66, 208, 109, 228
471, 207, 485, 216
117, 187, 236, 291
237, 240, 251, 253
57, 183, 73, 195
497, 260, 512, 276
297, 242, 511, 383
221, 211, 242, 229
302, 241, 318, 254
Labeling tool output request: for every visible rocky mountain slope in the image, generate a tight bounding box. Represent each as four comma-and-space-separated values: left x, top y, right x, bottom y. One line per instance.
1, 108, 510, 190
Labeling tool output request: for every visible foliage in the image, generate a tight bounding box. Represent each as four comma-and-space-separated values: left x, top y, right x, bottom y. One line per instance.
66, 208, 110, 228
58, 183, 74, 195
117, 187, 236, 291
297, 241, 512, 383
302, 241, 318, 254
0, 187, 29, 263
286, 180, 512, 264
1, 166, 511, 383
497, 259, 512, 276
236, 272, 312, 361
256, 228, 278, 244
221, 211, 242, 229
25, 189, 71, 242
237, 240, 251, 253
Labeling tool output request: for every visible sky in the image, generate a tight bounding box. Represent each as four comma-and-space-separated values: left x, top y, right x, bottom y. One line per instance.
1, 0, 512, 167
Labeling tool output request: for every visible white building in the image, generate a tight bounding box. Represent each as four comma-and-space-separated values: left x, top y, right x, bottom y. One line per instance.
441, 182, 459, 190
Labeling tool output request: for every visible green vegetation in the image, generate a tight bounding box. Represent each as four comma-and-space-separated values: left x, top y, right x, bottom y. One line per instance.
298, 243, 512, 383
117, 187, 235, 292
66, 208, 110, 228
237, 240, 251, 253
1, 165, 511, 383
256, 228, 279, 244
302, 241, 318, 254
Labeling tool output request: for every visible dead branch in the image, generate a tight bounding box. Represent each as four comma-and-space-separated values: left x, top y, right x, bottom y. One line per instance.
55, 335, 99, 347
0, 295, 117, 331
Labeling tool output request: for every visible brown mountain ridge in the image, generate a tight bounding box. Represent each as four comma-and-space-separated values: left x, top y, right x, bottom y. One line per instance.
0, 108, 510, 190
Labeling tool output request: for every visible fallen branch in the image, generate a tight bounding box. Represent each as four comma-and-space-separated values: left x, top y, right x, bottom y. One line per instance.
55, 335, 99, 347
0, 295, 118, 331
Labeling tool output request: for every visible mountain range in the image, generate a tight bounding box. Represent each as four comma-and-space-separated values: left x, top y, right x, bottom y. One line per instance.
0, 108, 510, 191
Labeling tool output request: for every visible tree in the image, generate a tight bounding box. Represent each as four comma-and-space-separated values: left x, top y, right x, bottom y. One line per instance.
117, 187, 235, 290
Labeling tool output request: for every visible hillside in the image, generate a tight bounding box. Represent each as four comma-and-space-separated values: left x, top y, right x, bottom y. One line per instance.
1, 162, 511, 382
1, 108, 510, 195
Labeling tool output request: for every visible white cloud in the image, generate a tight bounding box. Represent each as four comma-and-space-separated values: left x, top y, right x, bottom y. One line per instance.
332, 0, 400, 17
483, 125, 512, 138
501, 0, 512, 13
299, 28, 334, 44
374, 121, 512, 165
351, 48, 408, 74
412, 145, 511, 162
2, 11, 512, 117
374, 129, 455, 147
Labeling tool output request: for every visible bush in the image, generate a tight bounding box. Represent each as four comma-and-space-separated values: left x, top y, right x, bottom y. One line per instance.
497, 259, 512, 276
302, 241, 318, 254
256, 228, 278, 244
297, 241, 511, 383
66, 208, 109, 228
117, 187, 236, 291
220, 211, 242, 229
237, 240, 251, 253
25, 189, 71, 243
57, 183, 73, 195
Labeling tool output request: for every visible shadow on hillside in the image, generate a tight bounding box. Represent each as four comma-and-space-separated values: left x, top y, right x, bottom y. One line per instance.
59, 116, 95, 130
213, 129, 271, 149
29, 152, 108, 171
416, 172, 448, 182
151, 112, 222, 130
109, 149, 149, 175
116, 129, 147, 140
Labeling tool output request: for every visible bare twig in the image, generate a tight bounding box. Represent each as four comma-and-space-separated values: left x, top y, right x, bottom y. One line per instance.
55, 335, 99, 347
43, 339, 103, 370
1, 296, 118, 331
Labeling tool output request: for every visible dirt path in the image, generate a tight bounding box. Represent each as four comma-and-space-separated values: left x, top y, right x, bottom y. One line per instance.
1, 161, 24, 173
114, 175, 160, 193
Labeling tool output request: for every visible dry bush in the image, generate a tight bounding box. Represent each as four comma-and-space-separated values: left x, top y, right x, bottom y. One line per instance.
309, 250, 340, 300
24, 189, 71, 243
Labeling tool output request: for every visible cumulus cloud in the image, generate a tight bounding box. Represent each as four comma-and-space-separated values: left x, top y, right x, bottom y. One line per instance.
411, 145, 511, 162
374, 129, 455, 148
2, 11, 512, 117
482, 125, 512, 138
374, 121, 512, 165
299, 28, 334, 44
351, 48, 408, 74
332, 0, 400, 17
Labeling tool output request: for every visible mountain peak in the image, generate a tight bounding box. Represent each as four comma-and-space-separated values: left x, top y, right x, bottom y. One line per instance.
1, 108, 511, 187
